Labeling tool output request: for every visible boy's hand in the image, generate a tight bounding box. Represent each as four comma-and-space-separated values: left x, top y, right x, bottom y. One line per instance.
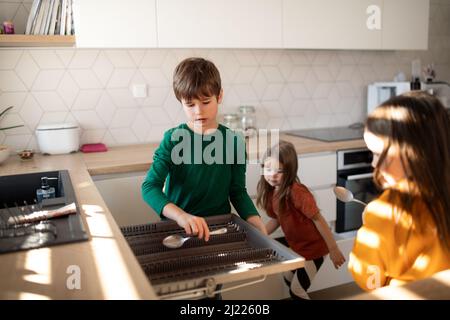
176, 212, 210, 241
329, 246, 346, 269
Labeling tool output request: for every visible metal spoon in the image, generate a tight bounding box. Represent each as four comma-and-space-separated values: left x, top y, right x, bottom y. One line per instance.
162, 227, 228, 249
333, 186, 367, 206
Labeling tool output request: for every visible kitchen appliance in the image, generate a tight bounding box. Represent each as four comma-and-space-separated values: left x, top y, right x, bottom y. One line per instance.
335, 148, 381, 233
0, 170, 88, 254
284, 125, 364, 142
36, 123, 80, 155
121, 214, 304, 300
367, 81, 411, 115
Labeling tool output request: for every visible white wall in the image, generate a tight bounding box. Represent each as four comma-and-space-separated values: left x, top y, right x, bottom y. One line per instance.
0, 0, 449, 152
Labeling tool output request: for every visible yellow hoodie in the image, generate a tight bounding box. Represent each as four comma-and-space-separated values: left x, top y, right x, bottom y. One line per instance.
348, 181, 450, 291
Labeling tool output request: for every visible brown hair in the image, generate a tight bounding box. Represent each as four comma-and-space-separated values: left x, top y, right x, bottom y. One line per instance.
173, 57, 222, 102
256, 140, 300, 215
366, 91, 450, 251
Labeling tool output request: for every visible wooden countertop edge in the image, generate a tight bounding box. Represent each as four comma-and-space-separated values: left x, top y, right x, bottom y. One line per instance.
83, 136, 367, 176
347, 269, 450, 300
87, 163, 152, 176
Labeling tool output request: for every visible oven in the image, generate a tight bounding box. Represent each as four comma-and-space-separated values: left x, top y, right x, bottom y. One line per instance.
335, 148, 381, 233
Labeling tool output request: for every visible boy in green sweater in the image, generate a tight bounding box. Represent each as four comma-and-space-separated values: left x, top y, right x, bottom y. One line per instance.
142, 57, 266, 240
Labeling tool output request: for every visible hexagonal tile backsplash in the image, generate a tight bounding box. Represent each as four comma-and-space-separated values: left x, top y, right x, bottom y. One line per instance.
0, 1, 449, 152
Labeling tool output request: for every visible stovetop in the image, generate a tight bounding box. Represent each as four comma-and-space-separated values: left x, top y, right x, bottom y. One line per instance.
284, 125, 364, 142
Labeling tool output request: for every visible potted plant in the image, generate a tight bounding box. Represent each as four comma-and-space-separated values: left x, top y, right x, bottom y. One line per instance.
0, 106, 24, 164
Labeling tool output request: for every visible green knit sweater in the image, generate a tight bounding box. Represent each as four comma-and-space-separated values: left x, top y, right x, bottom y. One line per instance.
142, 123, 259, 220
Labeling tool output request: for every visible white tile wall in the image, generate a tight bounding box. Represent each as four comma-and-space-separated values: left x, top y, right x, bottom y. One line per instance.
0, 0, 449, 152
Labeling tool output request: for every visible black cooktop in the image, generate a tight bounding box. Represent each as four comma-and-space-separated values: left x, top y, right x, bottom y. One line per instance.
284, 125, 364, 142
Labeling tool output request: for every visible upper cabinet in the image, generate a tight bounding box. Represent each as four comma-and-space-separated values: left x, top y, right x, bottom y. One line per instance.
283, 0, 429, 50
73, 0, 158, 48
156, 0, 283, 48
382, 0, 429, 50
4, 0, 428, 49
283, 0, 383, 50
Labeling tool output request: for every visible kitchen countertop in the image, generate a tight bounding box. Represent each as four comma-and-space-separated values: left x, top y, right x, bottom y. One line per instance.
0, 134, 365, 299
84, 134, 367, 175
348, 269, 450, 300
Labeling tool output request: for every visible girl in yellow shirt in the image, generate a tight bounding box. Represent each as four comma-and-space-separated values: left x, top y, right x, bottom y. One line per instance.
349, 91, 450, 291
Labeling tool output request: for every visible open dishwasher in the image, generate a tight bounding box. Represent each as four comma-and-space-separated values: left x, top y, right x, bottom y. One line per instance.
121, 214, 304, 300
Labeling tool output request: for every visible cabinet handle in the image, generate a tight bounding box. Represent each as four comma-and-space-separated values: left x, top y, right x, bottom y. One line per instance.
347, 172, 373, 181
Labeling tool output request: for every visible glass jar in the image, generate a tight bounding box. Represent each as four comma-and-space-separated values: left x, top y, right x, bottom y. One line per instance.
222, 113, 239, 130
238, 106, 256, 137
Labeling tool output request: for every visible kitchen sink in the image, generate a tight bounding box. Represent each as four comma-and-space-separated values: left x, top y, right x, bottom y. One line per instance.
0, 170, 88, 254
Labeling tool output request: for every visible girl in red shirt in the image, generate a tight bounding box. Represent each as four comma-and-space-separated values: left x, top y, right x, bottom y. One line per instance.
257, 140, 345, 299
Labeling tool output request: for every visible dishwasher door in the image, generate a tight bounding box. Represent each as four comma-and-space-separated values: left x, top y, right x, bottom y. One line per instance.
121, 214, 304, 299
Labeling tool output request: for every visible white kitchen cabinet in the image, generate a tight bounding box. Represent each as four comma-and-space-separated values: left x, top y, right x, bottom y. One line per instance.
298, 152, 336, 188
298, 152, 337, 224
92, 171, 160, 227
382, 0, 429, 50
283, 0, 383, 49
73, 0, 158, 48
311, 187, 336, 223
222, 274, 290, 300
156, 0, 283, 48
283, 0, 429, 50
309, 231, 356, 292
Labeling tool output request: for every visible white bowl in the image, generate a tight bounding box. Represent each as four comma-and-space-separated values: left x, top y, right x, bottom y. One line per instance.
0, 145, 10, 164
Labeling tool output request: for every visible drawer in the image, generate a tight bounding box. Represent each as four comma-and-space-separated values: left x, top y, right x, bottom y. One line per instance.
298, 152, 336, 188
121, 214, 304, 299
311, 187, 336, 223
222, 273, 290, 300
308, 232, 356, 292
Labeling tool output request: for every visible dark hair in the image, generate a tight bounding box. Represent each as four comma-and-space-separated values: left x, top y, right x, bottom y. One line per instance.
365, 91, 450, 251
173, 57, 222, 102
256, 140, 300, 215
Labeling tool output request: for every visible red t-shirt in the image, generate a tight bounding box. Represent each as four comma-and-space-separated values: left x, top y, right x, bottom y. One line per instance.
267, 182, 329, 260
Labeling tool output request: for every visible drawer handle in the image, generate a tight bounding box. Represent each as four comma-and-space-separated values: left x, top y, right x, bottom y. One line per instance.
347, 172, 373, 180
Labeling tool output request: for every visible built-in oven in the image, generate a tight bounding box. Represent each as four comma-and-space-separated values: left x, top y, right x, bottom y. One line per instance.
335, 148, 381, 233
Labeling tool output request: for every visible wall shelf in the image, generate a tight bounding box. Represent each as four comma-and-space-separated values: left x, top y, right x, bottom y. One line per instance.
0, 35, 75, 47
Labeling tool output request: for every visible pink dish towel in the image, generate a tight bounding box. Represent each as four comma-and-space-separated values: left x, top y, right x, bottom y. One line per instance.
80, 143, 108, 153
